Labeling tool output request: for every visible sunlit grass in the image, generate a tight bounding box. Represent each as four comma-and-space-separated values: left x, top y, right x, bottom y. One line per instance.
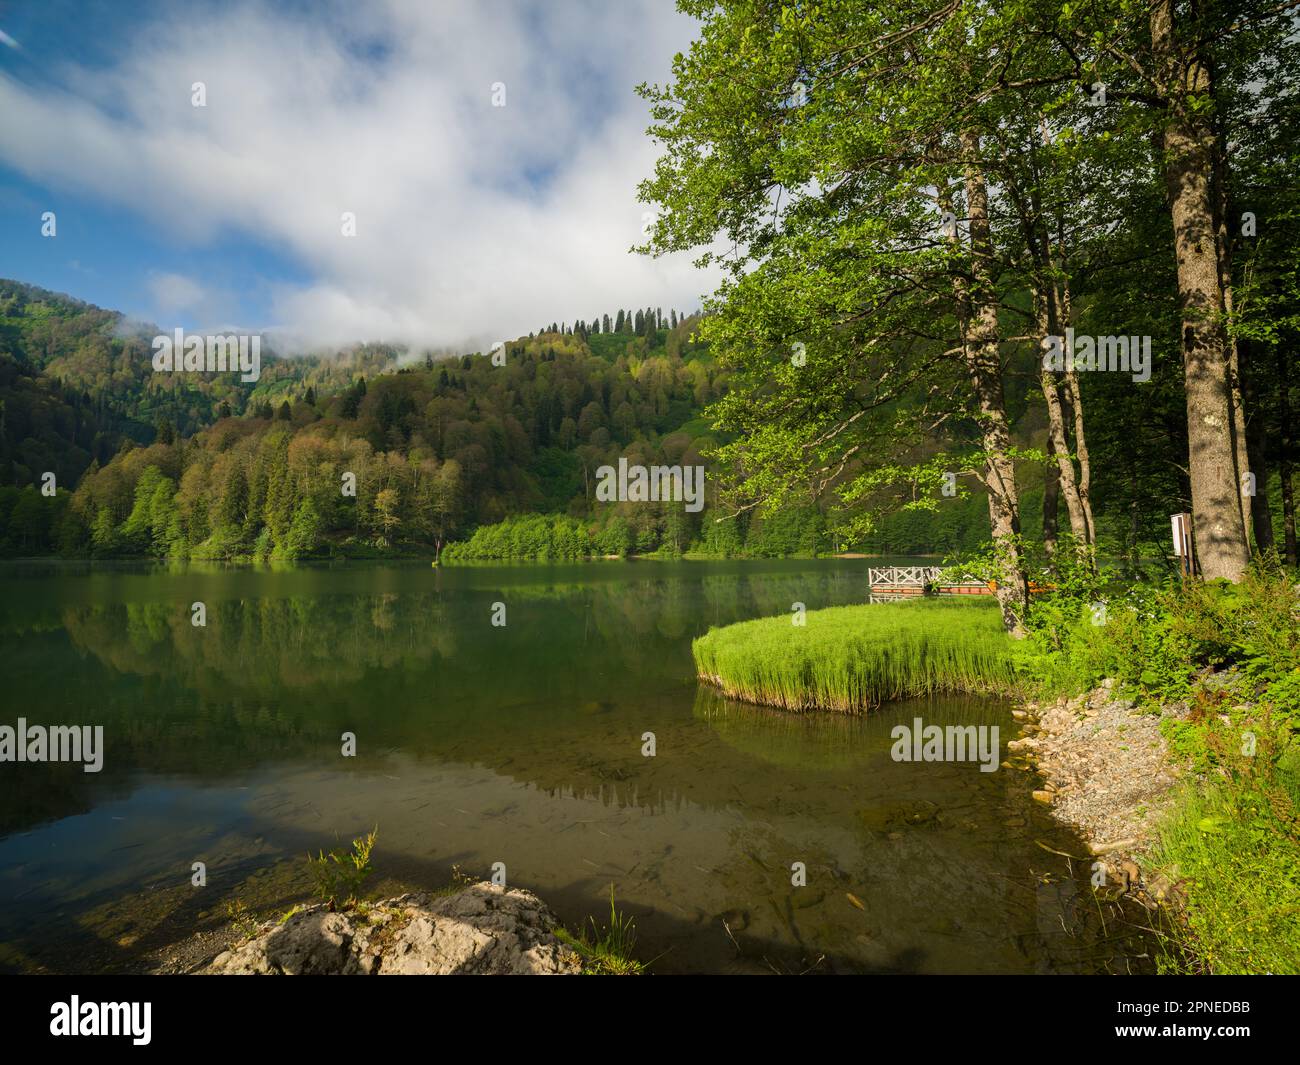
692, 599, 1016, 712
556, 885, 645, 975
1151, 760, 1300, 974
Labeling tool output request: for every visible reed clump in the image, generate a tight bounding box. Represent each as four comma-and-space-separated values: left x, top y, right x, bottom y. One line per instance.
692, 599, 1016, 713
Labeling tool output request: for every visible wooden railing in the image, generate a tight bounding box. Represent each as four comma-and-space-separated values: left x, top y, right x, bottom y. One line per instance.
868, 566, 988, 593
867, 566, 942, 587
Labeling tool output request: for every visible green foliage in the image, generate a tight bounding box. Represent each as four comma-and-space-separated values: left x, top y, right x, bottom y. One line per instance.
743, 505, 829, 558
443, 513, 595, 561
694, 512, 743, 558
1006, 562, 1300, 974
1152, 760, 1300, 975
0, 486, 67, 557
223, 898, 261, 940
306, 827, 378, 910
282, 498, 322, 560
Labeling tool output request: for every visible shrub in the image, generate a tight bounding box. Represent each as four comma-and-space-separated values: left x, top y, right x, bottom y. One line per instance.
307, 827, 378, 910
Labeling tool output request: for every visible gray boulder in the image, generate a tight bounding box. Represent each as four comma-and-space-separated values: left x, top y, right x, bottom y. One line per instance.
204, 882, 583, 975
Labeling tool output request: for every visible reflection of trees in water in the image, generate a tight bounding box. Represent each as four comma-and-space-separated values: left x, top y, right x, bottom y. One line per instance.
693, 684, 883, 771
699, 570, 862, 624
576, 568, 864, 661
28, 569, 878, 789
62, 593, 461, 695
1, 566, 873, 837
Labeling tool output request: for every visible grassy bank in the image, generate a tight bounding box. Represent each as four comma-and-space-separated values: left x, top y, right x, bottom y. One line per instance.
693, 567, 1300, 974
692, 598, 1016, 711
1068, 571, 1300, 975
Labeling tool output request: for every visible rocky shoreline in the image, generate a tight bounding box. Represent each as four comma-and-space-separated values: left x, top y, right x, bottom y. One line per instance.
1013, 678, 1190, 906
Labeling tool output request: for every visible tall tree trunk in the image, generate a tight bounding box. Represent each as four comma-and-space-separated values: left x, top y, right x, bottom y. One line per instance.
1062, 368, 1095, 544
1212, 112, 1254, 550
1053, 259, 1096, 545
1222, 287, 1254, 553
1228, 331, 1254, 549
1014, 132, 1093, 554
1281, 345, 1297, 566
1243, 337, 1275, 553
1150, 0, 1251, 580
1037, 294, 1088, 544
1043, 434, 1061, 559
959, 130, 1028, 634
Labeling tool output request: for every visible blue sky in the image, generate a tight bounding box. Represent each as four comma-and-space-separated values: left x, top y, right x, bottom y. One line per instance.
0, 0, 712, 350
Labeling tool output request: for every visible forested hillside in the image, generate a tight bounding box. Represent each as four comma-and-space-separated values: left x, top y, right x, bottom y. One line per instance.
1, 305, 764, 559
0, 283, 1037, 562
0, 279, 417, 483
2, 194, 1296, 572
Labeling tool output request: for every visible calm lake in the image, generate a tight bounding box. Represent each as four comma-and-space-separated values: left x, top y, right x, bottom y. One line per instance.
0, 558, 1155, 974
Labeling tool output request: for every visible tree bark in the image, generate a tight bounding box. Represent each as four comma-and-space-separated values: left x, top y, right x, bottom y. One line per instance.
1150, 0, 1251, 580
1243, 337, 1275, 553
1008, 130, 1093, 557
1037, 295, 1088, 544
1061, 368, 1095, 545
1216, 161, 1253, 551
1281, 344, 1297, 566
1053, 261, 1096, 545
959, 130, 1029, 634
1228, 332, 1253, 549
1043, 434, 1061, 559
1034, 304, 1086, 546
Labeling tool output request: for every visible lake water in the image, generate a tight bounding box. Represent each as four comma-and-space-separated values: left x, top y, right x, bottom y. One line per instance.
0, 559, 1156, 974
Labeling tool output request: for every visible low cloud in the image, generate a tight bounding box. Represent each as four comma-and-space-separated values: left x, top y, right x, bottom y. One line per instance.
0, 0, 715, 352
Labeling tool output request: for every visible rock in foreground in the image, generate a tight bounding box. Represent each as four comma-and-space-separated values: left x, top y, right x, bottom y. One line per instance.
204, 882, 583, 975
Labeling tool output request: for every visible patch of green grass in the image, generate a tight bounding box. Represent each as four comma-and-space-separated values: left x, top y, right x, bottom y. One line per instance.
692, 599, 1016, 712
1152, 763, 1300, 974
556, 886, 645, 975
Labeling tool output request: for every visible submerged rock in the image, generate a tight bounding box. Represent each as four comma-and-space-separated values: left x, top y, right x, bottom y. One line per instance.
203, 882, 583, 975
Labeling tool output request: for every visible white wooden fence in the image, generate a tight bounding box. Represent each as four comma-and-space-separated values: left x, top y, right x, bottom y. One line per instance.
867, 566, 989, 596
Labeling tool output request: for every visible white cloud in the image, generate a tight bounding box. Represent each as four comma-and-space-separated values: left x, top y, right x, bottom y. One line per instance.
147, 271, 206, 314
0, 0, 715, 352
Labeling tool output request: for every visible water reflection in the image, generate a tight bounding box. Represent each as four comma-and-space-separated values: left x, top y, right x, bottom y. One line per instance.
0, 560, 1157, 973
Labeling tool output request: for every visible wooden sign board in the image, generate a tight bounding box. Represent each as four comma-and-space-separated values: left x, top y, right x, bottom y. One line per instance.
1171, 512, 1195, 575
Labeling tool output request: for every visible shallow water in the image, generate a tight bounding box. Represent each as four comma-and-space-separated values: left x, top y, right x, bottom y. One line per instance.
0, 558, 1156, 973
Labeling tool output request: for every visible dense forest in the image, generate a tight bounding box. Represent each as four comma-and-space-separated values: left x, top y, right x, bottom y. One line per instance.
0, 278, 994, 561
1, 237, 1297, 570
0, 279, 411, 484
0, 293, 753, 560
